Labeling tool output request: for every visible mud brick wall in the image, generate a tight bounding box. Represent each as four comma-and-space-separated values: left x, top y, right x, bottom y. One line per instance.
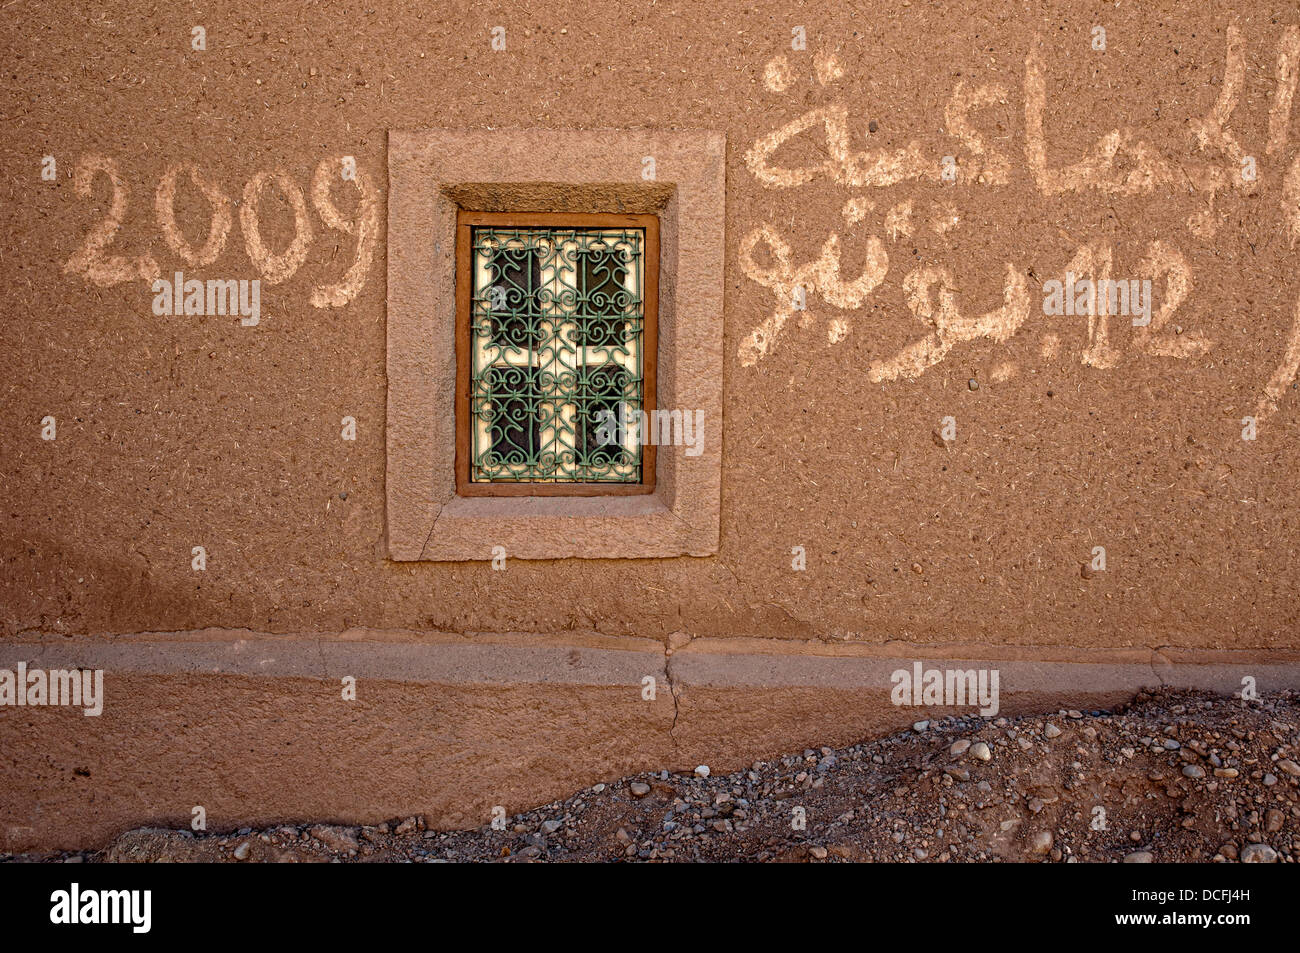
3, 1, 1300, 851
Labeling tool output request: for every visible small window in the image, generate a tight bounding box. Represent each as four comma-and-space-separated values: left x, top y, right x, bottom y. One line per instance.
455, 212, 659, 496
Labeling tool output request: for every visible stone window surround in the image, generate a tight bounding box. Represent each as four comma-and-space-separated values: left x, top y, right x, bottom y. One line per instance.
385, 128, 725, 560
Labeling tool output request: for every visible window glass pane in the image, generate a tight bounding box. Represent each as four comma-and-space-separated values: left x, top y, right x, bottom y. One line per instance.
576, 246, 631, 348
576, 363, 630, 467
469, 225, 646, 484
488, 245, 542, 350
486, 365, 541, 468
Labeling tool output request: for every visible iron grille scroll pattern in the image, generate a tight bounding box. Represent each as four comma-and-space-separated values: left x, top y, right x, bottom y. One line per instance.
469, 226, 646, 483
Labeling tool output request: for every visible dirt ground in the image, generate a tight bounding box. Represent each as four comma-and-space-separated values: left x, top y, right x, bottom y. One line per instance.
5, 687, 1298, 863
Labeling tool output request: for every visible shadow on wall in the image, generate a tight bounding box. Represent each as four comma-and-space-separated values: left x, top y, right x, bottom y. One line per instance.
0, 530, 261, 636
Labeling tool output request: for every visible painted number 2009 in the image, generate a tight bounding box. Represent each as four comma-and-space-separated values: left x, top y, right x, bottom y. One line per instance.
61, 154, 378, 308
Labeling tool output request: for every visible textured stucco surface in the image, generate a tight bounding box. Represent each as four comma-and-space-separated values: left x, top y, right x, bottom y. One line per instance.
4, 1, 1299, 645
3, 0, 1300, 851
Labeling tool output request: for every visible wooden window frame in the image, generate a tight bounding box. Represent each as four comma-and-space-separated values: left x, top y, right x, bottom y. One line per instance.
454, 210, 659, 497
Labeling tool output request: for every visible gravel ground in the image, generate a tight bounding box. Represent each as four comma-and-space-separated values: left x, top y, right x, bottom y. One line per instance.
8, 687, 1300, 863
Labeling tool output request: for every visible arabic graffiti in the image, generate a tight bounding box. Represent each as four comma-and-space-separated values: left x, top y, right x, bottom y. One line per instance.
740, 24, 1300, 423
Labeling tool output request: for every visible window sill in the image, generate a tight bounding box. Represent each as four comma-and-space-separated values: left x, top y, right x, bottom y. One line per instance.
420, 490, 713, 561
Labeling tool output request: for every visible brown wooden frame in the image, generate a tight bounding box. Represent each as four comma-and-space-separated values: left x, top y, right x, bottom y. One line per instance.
455, 211, 659, 497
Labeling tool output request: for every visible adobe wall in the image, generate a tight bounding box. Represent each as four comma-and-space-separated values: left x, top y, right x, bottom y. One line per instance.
3, 1, 1300, 850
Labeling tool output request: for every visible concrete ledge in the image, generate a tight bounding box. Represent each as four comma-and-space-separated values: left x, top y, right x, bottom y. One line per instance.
0, 632, 666, 685
2, 631, 1298, 852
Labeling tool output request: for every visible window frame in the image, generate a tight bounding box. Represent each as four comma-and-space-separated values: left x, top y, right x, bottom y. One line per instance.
454, 210, 659, 497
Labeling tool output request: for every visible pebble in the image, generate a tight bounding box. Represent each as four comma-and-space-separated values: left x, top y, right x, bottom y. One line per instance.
309, 825, 358, 854
1277, 759, 1300, 777
969, 742, 992, 762
1240, 843, 1278, 863
630, 782, 651, 797
809, 845, 828, 860
1028, 831, 1053, 854
233, 840, 250, 860
913, 721, 930, 732
950, 740, 972, 756
1043, 724, 1061, 739
1181, 764, 1205, 779
695, 765, 711, 778
1265, 809, 1284, 833
1214, 768, 1239, 778
1124, 851, 1154, 863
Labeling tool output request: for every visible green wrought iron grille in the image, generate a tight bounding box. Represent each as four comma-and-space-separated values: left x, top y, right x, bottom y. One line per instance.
468, 225, 646, 483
